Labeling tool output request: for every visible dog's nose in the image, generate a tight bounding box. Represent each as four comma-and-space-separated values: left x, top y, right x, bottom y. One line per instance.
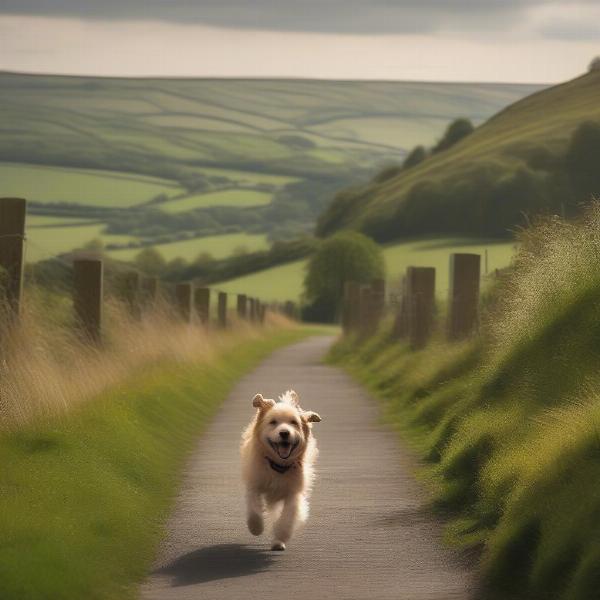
279, 430, 290, 439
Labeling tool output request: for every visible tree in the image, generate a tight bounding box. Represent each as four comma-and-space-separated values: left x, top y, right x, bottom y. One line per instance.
589, 56, 600, 72
134, 246, 167, 276
302, 232, 385, 323
403, 145, 427, 169
565, 120, 600, 202
432, 118, 474, 154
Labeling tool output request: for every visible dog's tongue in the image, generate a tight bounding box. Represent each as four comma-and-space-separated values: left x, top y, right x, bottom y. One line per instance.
277, 443, 292, 459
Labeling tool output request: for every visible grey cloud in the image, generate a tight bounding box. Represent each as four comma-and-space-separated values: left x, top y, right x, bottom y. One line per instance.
0, 0, 596, 36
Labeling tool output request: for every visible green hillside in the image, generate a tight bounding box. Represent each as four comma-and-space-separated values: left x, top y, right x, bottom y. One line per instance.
317, 70, 600, 242
0, 72, 540, 261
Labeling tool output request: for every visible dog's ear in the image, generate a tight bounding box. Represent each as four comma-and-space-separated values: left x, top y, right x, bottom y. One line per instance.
303, 411, 322, 423
253, 393, 275, 411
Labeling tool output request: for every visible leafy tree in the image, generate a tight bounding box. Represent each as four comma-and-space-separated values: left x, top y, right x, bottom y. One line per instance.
402, 145, 427, 169
565, 120, 600, 202
432, 118, 474, 153
589, 56, 600, 72
134, 247, 166, 276
303, 232, 384, 322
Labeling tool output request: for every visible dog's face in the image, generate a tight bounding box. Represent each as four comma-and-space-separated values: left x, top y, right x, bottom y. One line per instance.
252, 391, 321, 462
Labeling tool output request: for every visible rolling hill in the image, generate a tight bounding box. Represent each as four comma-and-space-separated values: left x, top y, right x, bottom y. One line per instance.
317, 69, 600, 242
0, 72, 541, 262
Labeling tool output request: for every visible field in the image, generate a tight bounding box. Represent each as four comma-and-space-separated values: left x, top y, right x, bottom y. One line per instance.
161, 189, 273, 213
0, 163, 183, 207
318, 69, 600, 241
107, 232, 269, 261
219, 237, 517, 301
0, 72, 541, 262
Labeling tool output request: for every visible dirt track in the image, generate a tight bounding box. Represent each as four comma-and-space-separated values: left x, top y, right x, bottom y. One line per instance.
141, 336, 476, 600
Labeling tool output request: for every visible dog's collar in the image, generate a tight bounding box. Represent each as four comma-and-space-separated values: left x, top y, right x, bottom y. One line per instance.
266, 457, 294, 474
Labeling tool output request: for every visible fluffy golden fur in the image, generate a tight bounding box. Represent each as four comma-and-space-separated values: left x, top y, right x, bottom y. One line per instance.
240, 389, 321, 551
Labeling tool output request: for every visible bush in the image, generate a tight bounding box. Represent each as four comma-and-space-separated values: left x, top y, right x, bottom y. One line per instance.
302, 231, 384, 323
402, 145, 427, 169
432, 118, 475, 154
565, 120, 600, 202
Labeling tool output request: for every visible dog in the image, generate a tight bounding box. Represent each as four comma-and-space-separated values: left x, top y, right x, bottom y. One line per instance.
240, 389, 321, 551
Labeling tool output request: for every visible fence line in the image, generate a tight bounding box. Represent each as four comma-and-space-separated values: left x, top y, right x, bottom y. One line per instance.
343, 252, 484, 349
0, 197, 298, 343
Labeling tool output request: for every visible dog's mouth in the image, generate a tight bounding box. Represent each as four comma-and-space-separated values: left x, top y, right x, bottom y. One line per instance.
269, 440, 298, 460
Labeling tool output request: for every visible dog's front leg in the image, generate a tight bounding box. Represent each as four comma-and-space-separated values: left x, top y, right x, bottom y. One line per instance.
272, 493, 303, 551
246, 489, 264, 536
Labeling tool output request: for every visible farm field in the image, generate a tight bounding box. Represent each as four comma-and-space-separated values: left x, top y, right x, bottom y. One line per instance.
107, 232, 269, 261
161, 189, 273, 213
0, 72, 541, 261
218, 237, 517, 302
0, 162, 182, 207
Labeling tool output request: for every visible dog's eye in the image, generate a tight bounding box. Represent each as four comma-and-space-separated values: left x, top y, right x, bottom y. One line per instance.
290, 420, 299, 427
269, 419, 277, 425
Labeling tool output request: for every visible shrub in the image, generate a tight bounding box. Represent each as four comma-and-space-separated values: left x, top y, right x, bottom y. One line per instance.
402, 145, 427, 169
302, 231, 384, 322
432, 118, 474, 153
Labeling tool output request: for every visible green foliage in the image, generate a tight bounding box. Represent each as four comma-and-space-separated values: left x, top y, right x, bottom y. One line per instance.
303, 232, 384, 322
331, 204, 600, 599
133, 247, 167, 276
402, 145, 427, 169
318, 70, 600, 242
432, 118, 474, 153
564, 120, 600, 202
0, 328, 312, 600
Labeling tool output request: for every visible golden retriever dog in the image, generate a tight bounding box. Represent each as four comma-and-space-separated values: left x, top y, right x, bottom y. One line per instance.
240, 389, 321, 551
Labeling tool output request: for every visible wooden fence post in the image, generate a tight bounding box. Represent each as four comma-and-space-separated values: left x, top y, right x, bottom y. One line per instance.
194, 287, 210, 325
120, 271, 141, 319
175, 282, 193, 323
448, 253, 481, 340
73, 258, 103, 342
393, 275, 408, 339
284, 301, 295, 320
218, 292, 227, 328
258, 302, 266, 324
0, 197, 26, 320
141, 276, 159, 307
237, 294, 247, 320
358, 285, 372, 335
249, 297, 257, 322
371, 278, 386, 329
406, 266, 436, 349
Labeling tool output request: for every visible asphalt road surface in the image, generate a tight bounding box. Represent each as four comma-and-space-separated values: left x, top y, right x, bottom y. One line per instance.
141, 336, 476, 600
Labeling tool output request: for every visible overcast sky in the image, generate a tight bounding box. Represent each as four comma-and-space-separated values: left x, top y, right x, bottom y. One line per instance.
1, 1, 598, 82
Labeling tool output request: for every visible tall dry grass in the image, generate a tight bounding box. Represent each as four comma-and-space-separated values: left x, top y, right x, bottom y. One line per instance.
0, 287, 290, 429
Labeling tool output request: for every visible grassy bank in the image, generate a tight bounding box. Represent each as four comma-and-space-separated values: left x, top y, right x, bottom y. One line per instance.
0, 326, 316, 600
330, 208, 600, 599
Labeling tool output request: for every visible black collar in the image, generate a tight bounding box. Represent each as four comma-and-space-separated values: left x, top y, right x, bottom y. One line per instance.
266, 457, 293, 474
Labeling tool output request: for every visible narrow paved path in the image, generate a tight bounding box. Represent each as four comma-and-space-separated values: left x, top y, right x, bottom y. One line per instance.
141, 336, 476, 600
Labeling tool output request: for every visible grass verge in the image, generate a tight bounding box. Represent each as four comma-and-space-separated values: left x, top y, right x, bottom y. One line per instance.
0, 326, 318, 600
329, 207, 600, 600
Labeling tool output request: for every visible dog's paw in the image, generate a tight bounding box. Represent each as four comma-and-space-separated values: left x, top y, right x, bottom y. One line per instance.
271, 541, 286, 551
247, 513, 264, 536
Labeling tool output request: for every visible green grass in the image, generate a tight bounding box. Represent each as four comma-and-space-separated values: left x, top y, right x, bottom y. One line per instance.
107, 233, 269, 262
26, 224, 135, 262
217, 236, 517, 302
161, 189, 273, 213
0, 326, 318, 600
329, 208, 600, 600
0, 163, 182, 207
